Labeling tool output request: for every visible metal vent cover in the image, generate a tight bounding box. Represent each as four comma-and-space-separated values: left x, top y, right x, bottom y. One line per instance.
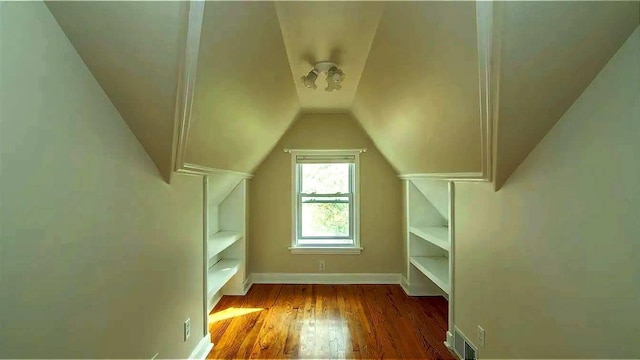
454, 328, 477, 360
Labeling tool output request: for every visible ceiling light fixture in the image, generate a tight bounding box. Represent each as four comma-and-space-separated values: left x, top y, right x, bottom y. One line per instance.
300, 61, 346, 92
301, 69, 318, 89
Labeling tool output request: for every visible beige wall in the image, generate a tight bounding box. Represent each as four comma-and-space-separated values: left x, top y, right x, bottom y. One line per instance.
249, 113, 402, 274
455, 27, 639, 357
0, 2, 204, 358
493, 1, 639, 189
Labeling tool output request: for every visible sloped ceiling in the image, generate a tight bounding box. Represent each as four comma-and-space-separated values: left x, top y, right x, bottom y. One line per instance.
411, 179, 449, 221
352, 2, 482, 174
493, 1, 640, 190
48, 1, 639, 187
275, 2, 383, 110
46, 1, 186, 183
206, 172, 246, 208
184, 2, 299, 173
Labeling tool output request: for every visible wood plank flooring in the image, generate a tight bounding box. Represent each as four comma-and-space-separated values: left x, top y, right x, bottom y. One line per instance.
207, 284, 454, 359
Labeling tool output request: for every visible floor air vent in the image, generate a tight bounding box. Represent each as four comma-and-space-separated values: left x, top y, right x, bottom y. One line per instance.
454, 328, 477, 360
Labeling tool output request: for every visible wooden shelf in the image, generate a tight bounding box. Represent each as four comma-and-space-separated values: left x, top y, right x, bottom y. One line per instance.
410, 256, 449, 294
207, 259, 240, 298
409, 226, 450, 251
208, 231, 243, 259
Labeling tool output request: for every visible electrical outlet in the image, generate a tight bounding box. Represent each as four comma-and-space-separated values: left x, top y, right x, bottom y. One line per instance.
184, 318, 191, 341
477, 325, 485, 348
319, 259, 326, 271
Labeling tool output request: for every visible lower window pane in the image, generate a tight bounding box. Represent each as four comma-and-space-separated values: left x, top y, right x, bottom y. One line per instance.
301, 199, 350, 238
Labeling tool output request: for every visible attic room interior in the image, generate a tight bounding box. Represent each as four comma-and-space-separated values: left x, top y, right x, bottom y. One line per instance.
1, 1, 638, 359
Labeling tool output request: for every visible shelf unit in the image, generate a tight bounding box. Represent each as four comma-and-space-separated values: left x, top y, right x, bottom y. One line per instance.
403, 179, 453, 297
409, 225, 450, 251
208, 231, 242, 260
207, 259, 241, 299
403, 178, 457, 352
204, 177, 249, 313
410, 256, 450, 294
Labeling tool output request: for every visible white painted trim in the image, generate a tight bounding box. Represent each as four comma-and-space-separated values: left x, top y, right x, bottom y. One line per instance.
289, 150, 361, 251
251, 273, 401, 285
447, 182, 456, 348
445, 331, 455, 351
188, 333, 213, 360
290, 150, 297, 251
402, 181, 411, 283
284, 148, 367, 154
201, 176, 209, 337
174, 1, 253, 179
170, 2, 255, 180
178, 162, 253, 179
243, 274, 253, 295
288, 246, 363, 255
400, 276, 411, 295
354, 152, 361, 253
489, 1, 503, 187
207, 291, 223, 314
476, 0, 495, 183
403, 281, 445, 297
398, 172, 485, 181
173, 1, 205, 173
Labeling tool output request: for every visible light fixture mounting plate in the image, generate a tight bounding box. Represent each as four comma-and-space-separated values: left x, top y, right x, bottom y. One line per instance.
314, 61, 337, 74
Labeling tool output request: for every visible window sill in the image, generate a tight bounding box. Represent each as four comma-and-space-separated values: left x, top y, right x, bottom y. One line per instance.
288, 246, 363, 255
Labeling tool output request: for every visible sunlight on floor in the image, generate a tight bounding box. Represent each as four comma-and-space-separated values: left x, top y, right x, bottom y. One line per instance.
209, 307, 264, 323
298, 318, 351, 358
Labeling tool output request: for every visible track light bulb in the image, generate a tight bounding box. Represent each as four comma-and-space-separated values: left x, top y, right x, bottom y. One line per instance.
325, 66, 345, 92
301, 69, 318, 89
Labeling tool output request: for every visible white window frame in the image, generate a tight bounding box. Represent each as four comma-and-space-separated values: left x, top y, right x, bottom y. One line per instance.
286, 149, 364, 254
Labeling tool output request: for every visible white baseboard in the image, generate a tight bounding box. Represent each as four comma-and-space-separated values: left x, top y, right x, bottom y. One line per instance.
188, 333, 213, 360
207, 292, 223, 314
445, 330, 455, 351
243, 274, 253, 294
400, 276, 411, 295
251, 272, 401, 284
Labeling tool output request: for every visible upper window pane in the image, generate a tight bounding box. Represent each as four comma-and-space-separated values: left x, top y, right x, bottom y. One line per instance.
300, 163, 349, 194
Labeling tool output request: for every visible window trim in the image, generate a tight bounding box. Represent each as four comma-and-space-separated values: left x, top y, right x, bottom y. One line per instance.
287, 149, 364, 254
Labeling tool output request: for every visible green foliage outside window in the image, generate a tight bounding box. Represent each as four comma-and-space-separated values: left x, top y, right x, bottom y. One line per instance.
301, 163, 351, 237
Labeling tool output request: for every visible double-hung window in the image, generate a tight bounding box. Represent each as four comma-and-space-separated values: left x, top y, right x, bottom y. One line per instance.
288, 150, 362, 254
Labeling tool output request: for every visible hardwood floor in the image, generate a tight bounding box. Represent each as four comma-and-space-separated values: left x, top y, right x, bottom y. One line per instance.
207, 284, 454, 359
